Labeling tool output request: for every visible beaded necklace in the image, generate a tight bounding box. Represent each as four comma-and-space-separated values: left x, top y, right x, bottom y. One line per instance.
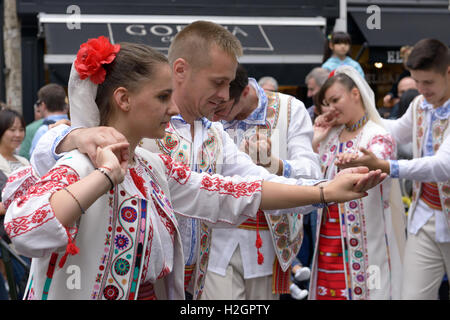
345, 113, 368, 132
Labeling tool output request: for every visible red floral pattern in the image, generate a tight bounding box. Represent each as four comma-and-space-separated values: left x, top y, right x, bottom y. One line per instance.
5, 203, 54, 239
200, 175, 262, 198
159, 154, 191, 185
6, 166, 32, 184
367, 134, 395, 160
4, 165, 81, 238
3, 175, 38, 210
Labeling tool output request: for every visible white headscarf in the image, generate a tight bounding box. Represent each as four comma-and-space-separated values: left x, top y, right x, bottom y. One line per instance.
68, 62, 101, 128
332, 65, 384, 128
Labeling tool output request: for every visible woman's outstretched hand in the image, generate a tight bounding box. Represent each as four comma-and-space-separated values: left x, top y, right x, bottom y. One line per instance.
323, 169, 387, 203
335, 147, 391, 174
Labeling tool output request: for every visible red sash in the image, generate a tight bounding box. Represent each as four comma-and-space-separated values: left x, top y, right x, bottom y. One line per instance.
137, 282, 157, 300
420, 182, 442, 210
238, 210, 270, 230
184, 264, 196, 291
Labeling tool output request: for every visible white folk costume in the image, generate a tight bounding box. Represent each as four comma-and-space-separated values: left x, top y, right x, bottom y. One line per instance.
383, 96, 450, 299
139, 114, 318, 299
203, 78, 321, 299
311, 66, 406, 300
2, 57, 269, 300
27, 76, 322, 300
3, 149, 265, 300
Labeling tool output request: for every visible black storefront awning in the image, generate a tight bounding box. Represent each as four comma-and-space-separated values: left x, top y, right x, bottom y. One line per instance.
40, 14, 326, 66
350, 8, 450, 48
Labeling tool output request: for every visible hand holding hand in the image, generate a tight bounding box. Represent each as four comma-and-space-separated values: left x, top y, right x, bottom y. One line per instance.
95, 142, 130, 185
335, 147, 388, 173
67, 127, 129, 167
335, 152, 360, 167
322, 169, 387, 203
242, 134, 271, 165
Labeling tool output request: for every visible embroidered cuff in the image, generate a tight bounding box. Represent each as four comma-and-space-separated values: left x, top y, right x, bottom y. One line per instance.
389, 160, 400, 178
282, 160, 292, 178
52, 126, 82, 161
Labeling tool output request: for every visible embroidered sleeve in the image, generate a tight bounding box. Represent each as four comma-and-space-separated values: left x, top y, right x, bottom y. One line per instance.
4, 165, 81, 258
367, 134, 396, 161
158, 153, 264, 226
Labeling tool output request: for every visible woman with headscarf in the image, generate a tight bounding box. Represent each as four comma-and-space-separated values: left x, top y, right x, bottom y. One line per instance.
310, 66, 406, 300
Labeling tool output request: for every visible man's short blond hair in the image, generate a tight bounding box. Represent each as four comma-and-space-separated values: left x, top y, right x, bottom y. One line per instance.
168, 20, 243, 68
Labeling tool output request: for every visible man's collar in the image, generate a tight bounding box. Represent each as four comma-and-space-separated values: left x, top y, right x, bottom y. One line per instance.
241, 78, 268, 125
421, 97, 450, 120
171, 114, 212, 129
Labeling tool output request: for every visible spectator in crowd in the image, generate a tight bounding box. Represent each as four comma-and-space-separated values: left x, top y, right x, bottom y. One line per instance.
258, 76, 278, 92
389, 77, 418, 119
0, 109, 30, 299
29, 84, 68, 157
305, 67, 330, 121
383, 45, 414, 108
322, 31, 364, 78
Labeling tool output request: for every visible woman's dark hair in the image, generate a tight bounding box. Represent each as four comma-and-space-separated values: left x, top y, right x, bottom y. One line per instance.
0, 109, 26, 141
96, 42, 169, 126
317, 73, 357, 108
406, 39, 450, 75
322, 31, 352, 63
313, 92, 324, 116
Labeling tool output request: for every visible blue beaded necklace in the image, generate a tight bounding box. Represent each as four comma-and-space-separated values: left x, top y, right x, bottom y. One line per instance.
345, 113, 368, 132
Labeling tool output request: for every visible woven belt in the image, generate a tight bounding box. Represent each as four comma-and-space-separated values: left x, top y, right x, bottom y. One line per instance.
238, 210, 270, 231
184, 264, 196, 291
420, 182, 442, 210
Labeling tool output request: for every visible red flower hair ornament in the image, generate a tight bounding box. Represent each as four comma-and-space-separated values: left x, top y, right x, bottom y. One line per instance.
74, 36, 120, 84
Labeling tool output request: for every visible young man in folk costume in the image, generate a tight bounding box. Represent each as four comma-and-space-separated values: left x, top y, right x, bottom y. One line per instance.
336, 39, 450, 299
311, 65, 406, 299
202, 64, 321, 299
29, 21, 381, 300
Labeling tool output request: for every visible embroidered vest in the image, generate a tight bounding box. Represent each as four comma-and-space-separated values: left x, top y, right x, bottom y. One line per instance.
153, 120, 224, 299
410, 95, 450, 227
233, 91, 303, 293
